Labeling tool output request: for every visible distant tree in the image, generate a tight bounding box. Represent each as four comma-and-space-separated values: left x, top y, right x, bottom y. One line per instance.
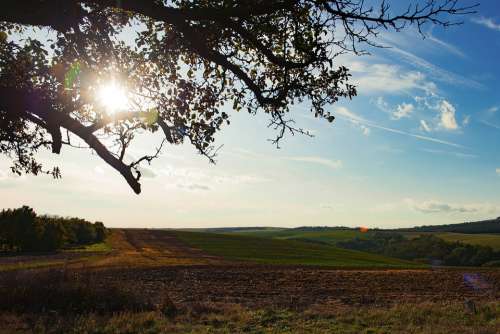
0, 206, 107, 252
0, 206, 38, 251
94, 222, 107, 242
39, 219, 66, 251
0, 1, 477, 193
339, 232, 500, 267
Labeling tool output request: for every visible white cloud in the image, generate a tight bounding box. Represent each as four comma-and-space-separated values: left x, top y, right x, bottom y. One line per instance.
374, 96, 391, 113
387, 46, 482, 89
378, 26, 466, 59
286, 156, 342, 169
487, 106, 498, 114
426, 34, 466, 59
421, 148, 477, 159
392, 103, 414, 120
335, 107, 371, 136
177, 183, 211, 192
462, 115, 471, 127
480, 119, 500, 130
496, 168, 500, 175
471, 16, 500, 31
335, 106, 365, 122
405, 199, 497, 214
438, 100, 459, 130
361, 125, 370, 136
335, 106, 463, 148
213, 175, 270, 185
351, 63, 432, 94
420, 120, 431, 132
161, 165, 269, 192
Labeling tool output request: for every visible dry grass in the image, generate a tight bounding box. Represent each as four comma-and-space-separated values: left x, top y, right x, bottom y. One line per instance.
0, 268, 164, 314
1, 301, 499, 333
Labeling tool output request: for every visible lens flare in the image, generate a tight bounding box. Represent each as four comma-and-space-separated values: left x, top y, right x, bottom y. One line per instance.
98, 81, 128, 113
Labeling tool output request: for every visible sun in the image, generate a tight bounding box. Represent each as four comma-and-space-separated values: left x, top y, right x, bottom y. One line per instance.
97, 81, 128, 113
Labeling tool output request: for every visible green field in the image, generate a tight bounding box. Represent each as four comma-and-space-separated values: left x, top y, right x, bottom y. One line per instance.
174, 231, 419, 267
433, 233, 500, 250
223, 228, 500, 251
221, 228, 371, 245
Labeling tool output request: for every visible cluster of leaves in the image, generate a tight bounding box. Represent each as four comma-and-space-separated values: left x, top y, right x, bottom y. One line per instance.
0, 206, 106, 252
338, 232, 500, 267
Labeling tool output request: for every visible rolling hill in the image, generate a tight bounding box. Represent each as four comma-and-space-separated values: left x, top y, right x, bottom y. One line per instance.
174, 230, 419, 268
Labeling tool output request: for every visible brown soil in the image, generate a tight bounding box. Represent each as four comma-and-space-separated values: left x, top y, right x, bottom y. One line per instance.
95, 265, 500, 310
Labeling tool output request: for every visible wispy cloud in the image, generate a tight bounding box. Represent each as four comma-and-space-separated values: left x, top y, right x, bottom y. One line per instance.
420, 120, 432, 132
388, 46, 482, 89
471, 16, 500, 31
488, 106, 499, 114
349, 62, 434, 94
335, 106, 366, 122
405, 198, 499, 215
421, 148, 477, 159
426, 34, 467, 59
286, 156, 342, 169
438, 100, 459, 130
496, 168, 500, 175
392, 103, 414, 120
335, 106, 371, 136
335, 107, 464, 148
480, 119, 500, 130
378, 27, 466, 59
177, 183, 211, 192
160, 164, 269, 192
405, 199, 478, 213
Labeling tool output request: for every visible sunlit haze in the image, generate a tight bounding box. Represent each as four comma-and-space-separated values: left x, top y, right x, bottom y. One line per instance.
97, 81, 128, 113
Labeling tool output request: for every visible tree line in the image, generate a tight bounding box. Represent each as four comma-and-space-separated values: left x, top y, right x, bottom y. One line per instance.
339, 233, 500, 267
397, 219, 500, 234
0, 206, 106, 252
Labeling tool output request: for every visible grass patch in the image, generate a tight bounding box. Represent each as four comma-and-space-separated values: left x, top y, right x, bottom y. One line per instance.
64, 241, 112, 253
0, 268, 160, 314
225, 228, 370, 245
174, 231, 420, 268
0, 255, 103, 272
2, 301, 499, 333
0, 260, 69, 272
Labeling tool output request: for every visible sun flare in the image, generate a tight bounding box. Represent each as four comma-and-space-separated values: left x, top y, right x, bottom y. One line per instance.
97, 81, 128, 113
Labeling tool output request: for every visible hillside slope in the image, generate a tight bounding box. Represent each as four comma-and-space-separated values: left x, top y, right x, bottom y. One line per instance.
174, 231, 419, 268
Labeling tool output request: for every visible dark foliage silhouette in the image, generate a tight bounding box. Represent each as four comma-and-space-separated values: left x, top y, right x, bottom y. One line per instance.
0, 206, 107, 252
0, 1, 477, 193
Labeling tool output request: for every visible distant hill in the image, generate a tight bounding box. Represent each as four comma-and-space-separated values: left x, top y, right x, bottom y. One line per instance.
397, 218, 500, 234
174, 230, 420, 268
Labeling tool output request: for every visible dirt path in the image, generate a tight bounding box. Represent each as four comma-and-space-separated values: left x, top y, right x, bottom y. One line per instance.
88, 229, 225, 268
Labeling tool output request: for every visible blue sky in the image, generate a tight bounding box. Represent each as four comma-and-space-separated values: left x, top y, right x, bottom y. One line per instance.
1, 1, 500, 228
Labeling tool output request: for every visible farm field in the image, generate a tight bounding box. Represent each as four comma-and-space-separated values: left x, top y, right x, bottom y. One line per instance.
1, 229, 500, 333
174, 230, 418, 267
221, 227, 370, 245
433, 233, 500, 250
219, 227, 500, 253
